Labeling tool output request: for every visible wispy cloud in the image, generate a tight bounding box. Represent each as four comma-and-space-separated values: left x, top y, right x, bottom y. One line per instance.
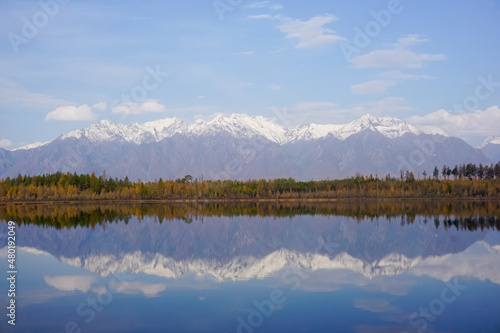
351, 34, 446, 68
357, 97, 412, 115
235, 51, 255, 55
271, 97, 412, 125
351, 80, 396, 94
247, 14, 345, 49
354, 298, 400, 314
277, 14, 346, 49
111, 100, 166, 115
247, 14, 283, 20
351, 70, 434, 95
243, 1, 283, 10
268, 84, 282, 90
380, 70, 434, 80
0, 78, 71, 108
0, 139, 13, 148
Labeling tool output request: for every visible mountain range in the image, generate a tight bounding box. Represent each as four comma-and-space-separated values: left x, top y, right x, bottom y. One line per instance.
1, 113, 498, 180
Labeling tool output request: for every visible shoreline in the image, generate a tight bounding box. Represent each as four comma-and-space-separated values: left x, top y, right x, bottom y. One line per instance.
1, 196, 499, 206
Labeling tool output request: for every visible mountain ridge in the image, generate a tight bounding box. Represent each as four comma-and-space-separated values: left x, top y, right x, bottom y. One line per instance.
0, 113, 491, 180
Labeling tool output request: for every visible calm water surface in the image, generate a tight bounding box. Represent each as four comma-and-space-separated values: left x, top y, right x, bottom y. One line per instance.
1, 201, 500, 333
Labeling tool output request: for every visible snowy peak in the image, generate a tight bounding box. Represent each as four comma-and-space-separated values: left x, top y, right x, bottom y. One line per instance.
188, 113, 288, 143
342, 114, 420, 140
60, 118, 188, 144
287, 114, 419, 142
287, 123, 342, 142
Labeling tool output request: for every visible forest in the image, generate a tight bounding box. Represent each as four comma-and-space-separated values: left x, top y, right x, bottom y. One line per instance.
0, 162, 499, 201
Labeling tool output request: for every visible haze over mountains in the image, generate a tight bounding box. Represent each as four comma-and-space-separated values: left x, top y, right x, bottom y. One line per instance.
0, 114, 497, 181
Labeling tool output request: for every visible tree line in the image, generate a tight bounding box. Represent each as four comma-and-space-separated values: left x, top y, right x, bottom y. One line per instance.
0, 162, 499, 201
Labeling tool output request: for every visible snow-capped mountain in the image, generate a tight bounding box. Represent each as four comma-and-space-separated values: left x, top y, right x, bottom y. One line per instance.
0, 113, 490, 180
57, 249, 422, 281
58, 114, 289, 144
61, 118, 187, 144
7, 214, 500, 284
53, 243, 500, 284
479, 136, 500, 163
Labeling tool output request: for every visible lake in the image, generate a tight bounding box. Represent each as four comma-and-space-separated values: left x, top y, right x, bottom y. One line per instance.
1, 201, 500, 332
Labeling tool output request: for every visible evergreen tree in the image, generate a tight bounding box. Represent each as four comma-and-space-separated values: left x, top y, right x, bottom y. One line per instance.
433, 166, 439, 179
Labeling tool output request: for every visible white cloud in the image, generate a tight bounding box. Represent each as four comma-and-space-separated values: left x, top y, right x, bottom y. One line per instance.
352, 50, 445, 69
0, 139, 13, 148
243, 1, 283, 10
45, 104, 96, 121
351, 34, 446, 68
45, 275, 96, 293
268, 84, 282, 90
111, 100, 166, 115
350, 80, 396, 94
407, 106, 500, 142
0, 78, 71, 108
197, 95, 205, 100
391, 34, 429, 48
92, 101, 107, 111
110, 281, 166, 297
277, 14, 346, 49
247, 14, 345, 49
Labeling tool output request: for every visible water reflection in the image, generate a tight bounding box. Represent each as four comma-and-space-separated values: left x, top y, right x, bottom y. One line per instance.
1, 201, 500, 332
1, 200, 500, 230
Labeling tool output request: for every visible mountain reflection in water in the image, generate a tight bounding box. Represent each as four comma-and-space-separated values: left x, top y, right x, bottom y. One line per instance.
1, 201, 499, 333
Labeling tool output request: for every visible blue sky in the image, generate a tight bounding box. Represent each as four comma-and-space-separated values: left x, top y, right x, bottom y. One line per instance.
0, 0, 499, 148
